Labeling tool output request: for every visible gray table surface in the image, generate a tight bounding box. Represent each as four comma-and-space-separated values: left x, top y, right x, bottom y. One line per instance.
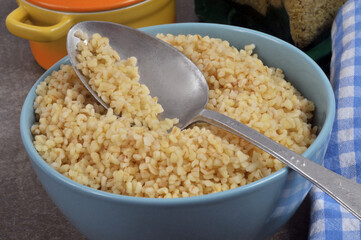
0, 0, 310, 239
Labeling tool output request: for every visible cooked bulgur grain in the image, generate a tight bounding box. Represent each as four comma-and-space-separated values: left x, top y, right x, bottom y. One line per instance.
31, 33, 317, 198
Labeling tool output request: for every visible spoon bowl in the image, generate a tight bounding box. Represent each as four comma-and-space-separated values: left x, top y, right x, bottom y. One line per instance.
67, 21, 209, 128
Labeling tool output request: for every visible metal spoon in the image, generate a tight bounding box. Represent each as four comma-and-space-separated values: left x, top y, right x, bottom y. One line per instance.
67, 21, 361, 220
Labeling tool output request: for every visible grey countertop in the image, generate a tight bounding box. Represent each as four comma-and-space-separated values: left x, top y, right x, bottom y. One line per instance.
0, 1, 310, 239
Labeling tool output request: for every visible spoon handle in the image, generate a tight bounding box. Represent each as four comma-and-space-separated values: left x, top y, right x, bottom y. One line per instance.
194, 109, 361, 220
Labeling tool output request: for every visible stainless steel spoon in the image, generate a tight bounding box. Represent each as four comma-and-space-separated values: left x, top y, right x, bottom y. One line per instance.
67, 21, 361, 220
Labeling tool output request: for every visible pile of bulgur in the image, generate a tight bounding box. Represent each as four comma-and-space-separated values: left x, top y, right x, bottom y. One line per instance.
31, 32, 317, 198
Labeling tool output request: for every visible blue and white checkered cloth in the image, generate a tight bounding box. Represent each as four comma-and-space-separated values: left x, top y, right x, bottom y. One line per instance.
309, 0, 361, 239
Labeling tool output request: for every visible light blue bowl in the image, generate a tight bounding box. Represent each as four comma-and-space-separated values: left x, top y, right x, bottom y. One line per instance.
20, 23, 335, 240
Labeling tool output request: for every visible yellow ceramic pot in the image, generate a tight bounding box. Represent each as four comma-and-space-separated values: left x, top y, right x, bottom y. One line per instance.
6, 0, 176, 69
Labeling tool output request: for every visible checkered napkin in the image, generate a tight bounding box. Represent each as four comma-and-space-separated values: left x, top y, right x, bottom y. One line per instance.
309, 0, 361, 239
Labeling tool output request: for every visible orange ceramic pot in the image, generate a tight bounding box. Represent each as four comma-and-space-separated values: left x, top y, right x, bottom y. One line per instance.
6, 0, 176, 69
